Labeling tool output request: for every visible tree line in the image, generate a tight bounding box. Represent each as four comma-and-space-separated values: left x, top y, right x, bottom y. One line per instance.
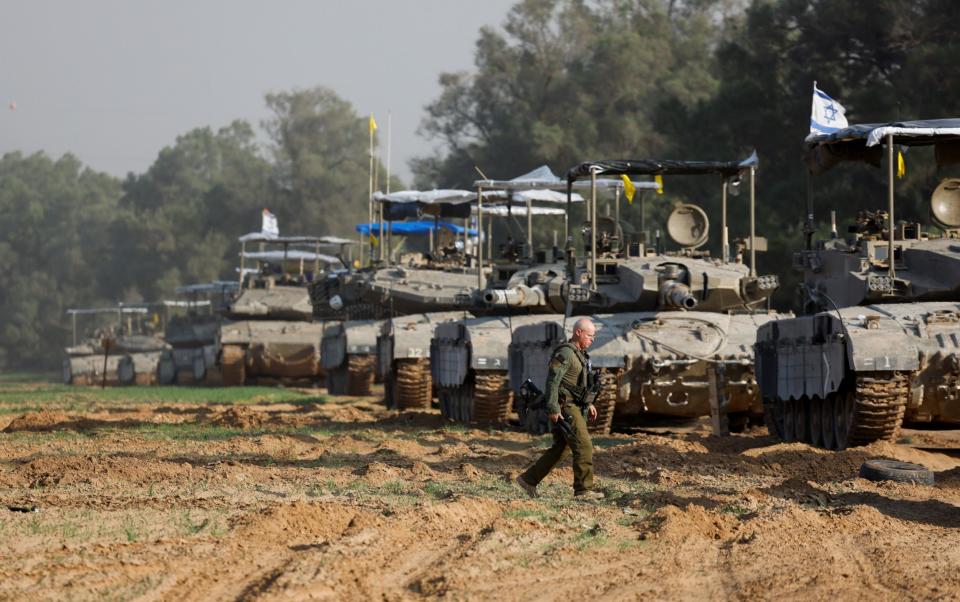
3, 0, 959, 370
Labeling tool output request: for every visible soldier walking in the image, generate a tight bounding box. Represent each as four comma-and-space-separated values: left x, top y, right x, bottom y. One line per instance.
516, 317, 604, 501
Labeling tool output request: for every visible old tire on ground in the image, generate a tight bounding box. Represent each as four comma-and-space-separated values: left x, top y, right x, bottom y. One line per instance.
220, 345, 246, 387
588, 370, 618, 435
859, 459, 934, 485
473, 370, 512, 424
395, 358, 432, 410
346, 354, 375, 396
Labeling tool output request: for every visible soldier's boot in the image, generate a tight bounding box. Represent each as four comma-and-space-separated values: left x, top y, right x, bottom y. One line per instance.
574, 490, 604, 501
515, 475, 539, 498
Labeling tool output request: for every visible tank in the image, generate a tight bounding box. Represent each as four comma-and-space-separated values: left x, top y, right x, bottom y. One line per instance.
756, 119, 960, 449
159, 282, 238, 385
217, 233, 344, 386
493, 154, 788, 434
63, 307, 170, 386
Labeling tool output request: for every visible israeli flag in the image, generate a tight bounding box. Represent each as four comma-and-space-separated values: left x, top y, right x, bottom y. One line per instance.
810, 82, 848, 135
261, 208, 279, 238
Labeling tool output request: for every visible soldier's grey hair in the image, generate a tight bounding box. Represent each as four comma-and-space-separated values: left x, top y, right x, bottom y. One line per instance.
572, 317, 595, 332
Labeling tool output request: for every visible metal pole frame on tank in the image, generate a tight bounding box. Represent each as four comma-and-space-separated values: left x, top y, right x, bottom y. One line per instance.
887, 132, 896, 279
590, 168, 598, 290
749, 165, 757, 277
477, 186, 484, 290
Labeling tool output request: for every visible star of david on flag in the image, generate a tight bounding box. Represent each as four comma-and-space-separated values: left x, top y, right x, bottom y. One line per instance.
809, 81, 848, 136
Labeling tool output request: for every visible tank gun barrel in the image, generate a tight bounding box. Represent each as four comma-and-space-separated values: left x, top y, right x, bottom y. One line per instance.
659, 282, 698, 310
483, 284, 547, 307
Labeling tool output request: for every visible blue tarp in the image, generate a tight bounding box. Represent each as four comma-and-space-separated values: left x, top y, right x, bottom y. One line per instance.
355, 221, 478, 236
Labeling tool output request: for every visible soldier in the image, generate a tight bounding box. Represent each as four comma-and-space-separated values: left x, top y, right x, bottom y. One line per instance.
516, 317, 604, 501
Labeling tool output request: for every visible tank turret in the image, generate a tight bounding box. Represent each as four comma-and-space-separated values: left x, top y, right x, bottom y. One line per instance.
480, 202, 778, 315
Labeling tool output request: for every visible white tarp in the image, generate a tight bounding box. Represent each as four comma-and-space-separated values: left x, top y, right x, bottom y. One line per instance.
475, 164, 660, 193
866, 126, 960, 147
242, 250, 341, 264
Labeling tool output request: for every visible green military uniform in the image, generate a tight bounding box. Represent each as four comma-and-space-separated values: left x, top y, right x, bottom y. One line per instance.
520, 341, 595, 493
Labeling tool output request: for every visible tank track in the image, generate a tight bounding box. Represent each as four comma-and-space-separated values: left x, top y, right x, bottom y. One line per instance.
588, 370, 618, 435
849, 372, 908, 446
346, 354, 376, 396
771, 371, 907, 450
220, 345, 246, 387
473, 371, 512, 424
395, 358, 432, 409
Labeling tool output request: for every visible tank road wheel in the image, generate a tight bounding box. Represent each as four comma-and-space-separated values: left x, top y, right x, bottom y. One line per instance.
455, 381, 475, 422
832, 390, 854, 450
395, 359, 433, 410
782, 399, 797, 442
794, 397, 810, 443
763, 398, 784, 439
588, 370, 619, 435
221, 345, 246, 387
820, 396, 836, 450
849, 373, 908, 446
808, 397, 824, 448
473, 371, 512, 424
346, 354, 375, 396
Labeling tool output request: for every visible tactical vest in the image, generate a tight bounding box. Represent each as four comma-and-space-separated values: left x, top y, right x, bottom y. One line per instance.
554, 342, 592, 405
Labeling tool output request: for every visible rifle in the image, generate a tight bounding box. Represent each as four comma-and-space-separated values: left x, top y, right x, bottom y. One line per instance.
518, 379, 577, 439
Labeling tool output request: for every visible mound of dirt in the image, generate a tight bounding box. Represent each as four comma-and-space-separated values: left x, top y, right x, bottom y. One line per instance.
458, 463, 483, 480
13, 455, 194, 488
3, 411, 72, 433
210, 407, 264, 429
354, 461, 402, 481
409, 461, 436, 481
642, 503, 740, 542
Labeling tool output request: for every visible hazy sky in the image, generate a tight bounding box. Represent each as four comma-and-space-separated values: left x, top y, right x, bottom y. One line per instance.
0, 0, 516, 182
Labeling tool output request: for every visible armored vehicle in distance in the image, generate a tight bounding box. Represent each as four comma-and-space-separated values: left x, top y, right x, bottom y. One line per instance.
757, 120, 960, 449
218, 233, 347, 386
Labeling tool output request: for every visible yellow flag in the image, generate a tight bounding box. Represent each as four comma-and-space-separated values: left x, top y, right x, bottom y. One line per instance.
897, 150, 906, 179
369, 114, 377, 134
369, 232, 379, 247
654, 174, 664, 194
620, 175, 636, 204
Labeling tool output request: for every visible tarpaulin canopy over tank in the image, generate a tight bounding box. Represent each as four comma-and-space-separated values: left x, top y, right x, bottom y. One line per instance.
476, 165, 660, 192
355, 221, 478, 236
804, 118, 960, 174
241, 250, 342, 264
566, 152, 759, 182
237, 233, 354, 245
373, 179, 589, 220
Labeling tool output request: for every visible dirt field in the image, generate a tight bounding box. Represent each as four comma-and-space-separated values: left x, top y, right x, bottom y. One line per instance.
0, 377, 958, 601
